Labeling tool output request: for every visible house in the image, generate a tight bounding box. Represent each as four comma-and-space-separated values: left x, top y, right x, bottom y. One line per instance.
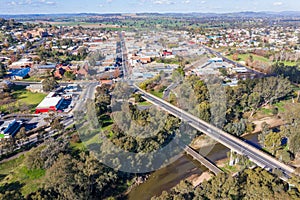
76, 64, 89, 77
0, 80, 14, 92
0, 119, 22, 138
9, 58, 33, 69
9, 67, 30, 80
26, 84, 43, 93
37, 64, 56, 70
208, 57, 223, 63
100, 79, 113, 86
140, 57, 152, 64
163, 50, 173, 56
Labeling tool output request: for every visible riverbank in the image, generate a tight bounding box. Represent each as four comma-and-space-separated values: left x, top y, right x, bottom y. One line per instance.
187, 172, 212, 187
128, 128, 261, 199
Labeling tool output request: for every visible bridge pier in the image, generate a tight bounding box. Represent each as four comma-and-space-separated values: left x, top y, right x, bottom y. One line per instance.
184, 145, 223, 175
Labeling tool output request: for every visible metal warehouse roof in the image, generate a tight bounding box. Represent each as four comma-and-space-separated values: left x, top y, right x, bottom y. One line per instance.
36, 97, 62, 109
9, 67, 30, 78
37, 64, 56, 69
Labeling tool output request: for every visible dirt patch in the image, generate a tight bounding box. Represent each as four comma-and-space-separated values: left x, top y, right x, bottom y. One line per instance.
190, 135, 217, 149
251, 116, 284, 133
187, 172, 212, 187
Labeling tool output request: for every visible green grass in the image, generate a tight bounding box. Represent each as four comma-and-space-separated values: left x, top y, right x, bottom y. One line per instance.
150, 90, 163, 98
15, 90, 46, 106
261, 108, 273, 115
227, 53, 300, 67
0, 152, 46, 196
137, 101, 152, 106
276, 61, 299, 66
18, 166, 45, 180
51, 22, 99, 26
0, 87, 46, 113
274, 102, 285, 112
0, 155, 25, 174
71, 142, 86, 151
21, 77, 42, 82
72, 124, 113, 151
220, 164, 239, 174
228, 53, 271, 64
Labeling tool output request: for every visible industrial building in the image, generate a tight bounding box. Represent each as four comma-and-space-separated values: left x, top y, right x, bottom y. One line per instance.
35, 92, 64, 114
0, 119, 22, 138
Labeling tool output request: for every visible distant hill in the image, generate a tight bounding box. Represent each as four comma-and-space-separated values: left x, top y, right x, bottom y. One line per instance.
1, 11, 300, 21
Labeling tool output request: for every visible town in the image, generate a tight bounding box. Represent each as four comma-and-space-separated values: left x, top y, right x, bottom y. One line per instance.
0, 11, 300, 199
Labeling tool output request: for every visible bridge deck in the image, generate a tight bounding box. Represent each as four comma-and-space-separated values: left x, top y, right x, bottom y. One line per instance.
184, 145, 223, 175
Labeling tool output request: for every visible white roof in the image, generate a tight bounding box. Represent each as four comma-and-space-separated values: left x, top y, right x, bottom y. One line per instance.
46, 92, 56, 98
36, 97, 62, 109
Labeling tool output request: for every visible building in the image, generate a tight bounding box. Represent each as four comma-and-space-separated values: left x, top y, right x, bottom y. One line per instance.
37, 64, 56, 70
9, 58, 33, 69
35, 94, 64, 114
163, 50, 173, 56
64, 84, 79, 93
26, 84, 43, 93
0, 80, 14, 92
232, 67, 248, 73
208, 57, 223, 63
9, 67, 30, 80
0, 119, 22, 138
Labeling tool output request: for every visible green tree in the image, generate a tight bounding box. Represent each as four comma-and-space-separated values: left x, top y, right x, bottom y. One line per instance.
42, 77, 58, 92
0, 63, 6, 78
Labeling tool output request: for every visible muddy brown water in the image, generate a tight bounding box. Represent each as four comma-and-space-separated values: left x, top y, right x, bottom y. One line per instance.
127, 133, 259, 200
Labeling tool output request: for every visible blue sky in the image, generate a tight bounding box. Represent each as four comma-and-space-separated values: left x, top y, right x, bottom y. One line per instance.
0, 0, 299, 14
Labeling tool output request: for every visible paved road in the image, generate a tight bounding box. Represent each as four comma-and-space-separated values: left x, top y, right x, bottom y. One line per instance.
163, 83, 178, 99
202, 46, 265, 77
118, 32, 129, 79
136, 86, 295, 179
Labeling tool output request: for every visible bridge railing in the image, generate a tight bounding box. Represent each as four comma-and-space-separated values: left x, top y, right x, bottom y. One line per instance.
135, 84, 295, 174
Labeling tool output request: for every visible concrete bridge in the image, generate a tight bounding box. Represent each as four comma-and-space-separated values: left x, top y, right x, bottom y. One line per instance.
135, 85, 295, 179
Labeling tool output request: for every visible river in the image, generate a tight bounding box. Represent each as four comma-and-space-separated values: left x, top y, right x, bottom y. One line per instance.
127, 133, 260, 200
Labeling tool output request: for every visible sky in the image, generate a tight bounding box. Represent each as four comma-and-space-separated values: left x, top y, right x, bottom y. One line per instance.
0, 0, 299, 14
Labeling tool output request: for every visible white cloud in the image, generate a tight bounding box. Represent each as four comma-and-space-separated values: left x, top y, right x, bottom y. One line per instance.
273, 1, 283, 6
45, 1, 55, 5
8, 1, 16, 6
182, 0, 190, 4
201, 0, 206, 4
153, 0, 175, 5
8, 0, 56, 6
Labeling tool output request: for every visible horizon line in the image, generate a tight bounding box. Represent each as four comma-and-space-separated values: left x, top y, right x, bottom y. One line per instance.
1, 10, 300, 16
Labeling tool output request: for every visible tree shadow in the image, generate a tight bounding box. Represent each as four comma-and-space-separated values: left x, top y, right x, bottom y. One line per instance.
0, 174, 7, 180
0, 181, 25, 194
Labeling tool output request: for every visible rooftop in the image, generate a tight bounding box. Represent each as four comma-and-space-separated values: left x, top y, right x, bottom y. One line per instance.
36, 97, 62, 109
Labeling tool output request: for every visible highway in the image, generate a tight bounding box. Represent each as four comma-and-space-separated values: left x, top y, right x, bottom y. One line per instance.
117, 35, 295, 178
136, 86, 295, 179
118, 32, 129, 79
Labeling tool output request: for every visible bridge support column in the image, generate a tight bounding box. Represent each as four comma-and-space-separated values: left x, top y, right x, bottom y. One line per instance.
229, 150, 234, 166
229, 150, 238, 166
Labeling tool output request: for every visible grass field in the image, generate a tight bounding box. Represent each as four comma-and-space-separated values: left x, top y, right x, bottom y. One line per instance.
227, 53, 299, 66
0, 86, 46, 113
150, 90, 163, 98
228, 53, 271, 63
13, 90, 46, 106
0, 152, 46, 196
277, 61, 299, 66
22, 77, 43, 82
137, 101, 152, 106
